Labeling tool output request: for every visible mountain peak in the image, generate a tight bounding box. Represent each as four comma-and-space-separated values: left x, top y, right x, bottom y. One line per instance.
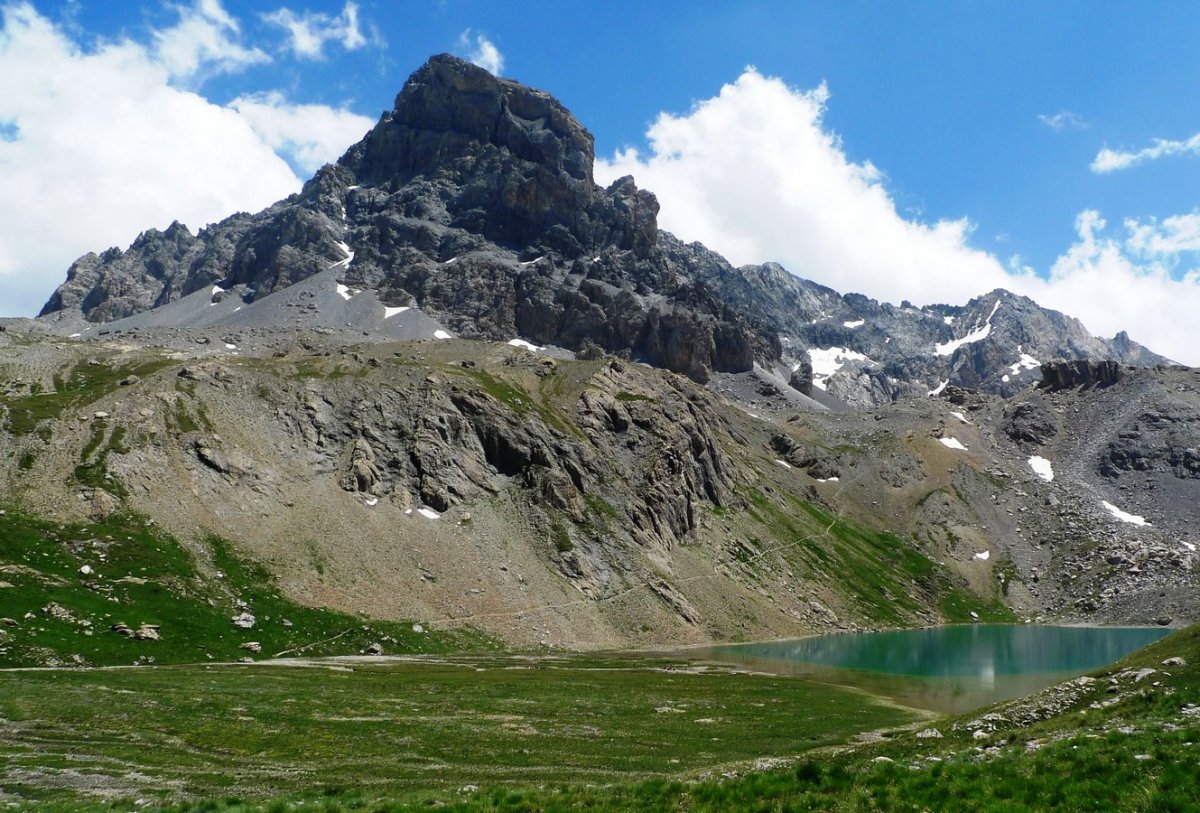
340, 53, 595, 189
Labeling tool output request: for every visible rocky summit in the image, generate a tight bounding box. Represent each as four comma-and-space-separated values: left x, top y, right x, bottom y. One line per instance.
3, 55, 1197, 661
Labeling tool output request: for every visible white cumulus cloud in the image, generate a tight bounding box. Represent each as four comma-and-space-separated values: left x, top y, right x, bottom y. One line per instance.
1092, 132, 1200, 173
595, 67, 1200, 366
0, 2, 372, 319
264, 1, 368, 60
595, 68, 1014, 308
459, 29, 503, 75
230, 91, 373, 174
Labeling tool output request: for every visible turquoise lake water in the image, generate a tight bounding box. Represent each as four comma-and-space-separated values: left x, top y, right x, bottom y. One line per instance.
691, 625, 1173, 713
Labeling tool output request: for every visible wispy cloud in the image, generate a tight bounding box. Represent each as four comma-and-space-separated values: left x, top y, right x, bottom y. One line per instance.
1038, 110, 1087, 131
1091, 132, 1200, 173
1124, 212, 1200, 256
263, 1, 370, 60
459, 29, 503, 75
152, 0, 269, 82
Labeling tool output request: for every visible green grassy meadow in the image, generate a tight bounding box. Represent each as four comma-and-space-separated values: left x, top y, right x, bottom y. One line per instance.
0, 655, 917, 809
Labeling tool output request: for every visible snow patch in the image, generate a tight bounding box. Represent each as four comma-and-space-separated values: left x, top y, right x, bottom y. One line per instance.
1182, 541, 1196, 552
935, 299, 1001, 356
336, 284, 354, 300
774, 459, 792, 469
1028, 456, 1054, 482
507, 339, 541, 352
383, 306, 410, 319
807, 346, 869, 390
1008, 348, 1042, 376
364, 497, 378, 507
943, 315, 955, 325
928, 380, 948, 397
433, 330, 453, 340
974, 550, 991, 561
1001, 374, 1011, 382
519, 256, 542, 266
843, 319, 865, 328
224, 343, 237, 350
939, 437, 968, 451
950, 411, 971, 424
211, 285, 225, 296
417, 507, 441, 520
816, 476, 840, 483
68, 332, 82, 339
443, 256, 458, 264
1101, 501, 1149, 526
332, 241, 354, 269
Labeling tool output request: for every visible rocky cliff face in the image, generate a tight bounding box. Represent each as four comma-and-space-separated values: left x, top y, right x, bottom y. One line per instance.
40, 54, 1165, 399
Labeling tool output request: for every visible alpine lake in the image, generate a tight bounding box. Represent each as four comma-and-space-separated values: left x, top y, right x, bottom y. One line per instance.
687, 624, 1174, 713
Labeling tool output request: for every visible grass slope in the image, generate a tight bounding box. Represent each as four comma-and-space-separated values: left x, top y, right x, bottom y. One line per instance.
0, 508, 489, 668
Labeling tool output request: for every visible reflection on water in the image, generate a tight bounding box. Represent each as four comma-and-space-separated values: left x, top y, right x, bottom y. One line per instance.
689, 625, 1171, 714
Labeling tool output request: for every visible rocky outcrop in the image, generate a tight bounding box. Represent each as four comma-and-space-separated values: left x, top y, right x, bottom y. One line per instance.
270, 356, 745, 588
1004, 401, 1059, 446
340, 437, 383, 494
1101, 409, 1200, 480
1039, 360, 1123, 391
768, 434, 841, 480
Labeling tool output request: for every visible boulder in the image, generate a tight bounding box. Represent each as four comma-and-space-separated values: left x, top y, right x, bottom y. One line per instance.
1003, 401, 1059, 446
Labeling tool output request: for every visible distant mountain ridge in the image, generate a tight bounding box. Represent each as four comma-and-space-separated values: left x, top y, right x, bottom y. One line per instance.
40, 53, 1167, 405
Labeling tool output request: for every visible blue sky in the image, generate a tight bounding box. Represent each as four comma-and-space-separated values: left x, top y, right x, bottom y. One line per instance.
2, 1, 1199, 362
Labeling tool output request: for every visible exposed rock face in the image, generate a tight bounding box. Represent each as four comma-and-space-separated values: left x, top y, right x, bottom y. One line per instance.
254, 355, 747, 591
339, 55, 655, 259
2, 321, 1197, 643
40, 220, 236, 320
340, 437, 383, 494
1101, 409, 1200, 480
1040, 360, 1123, 391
